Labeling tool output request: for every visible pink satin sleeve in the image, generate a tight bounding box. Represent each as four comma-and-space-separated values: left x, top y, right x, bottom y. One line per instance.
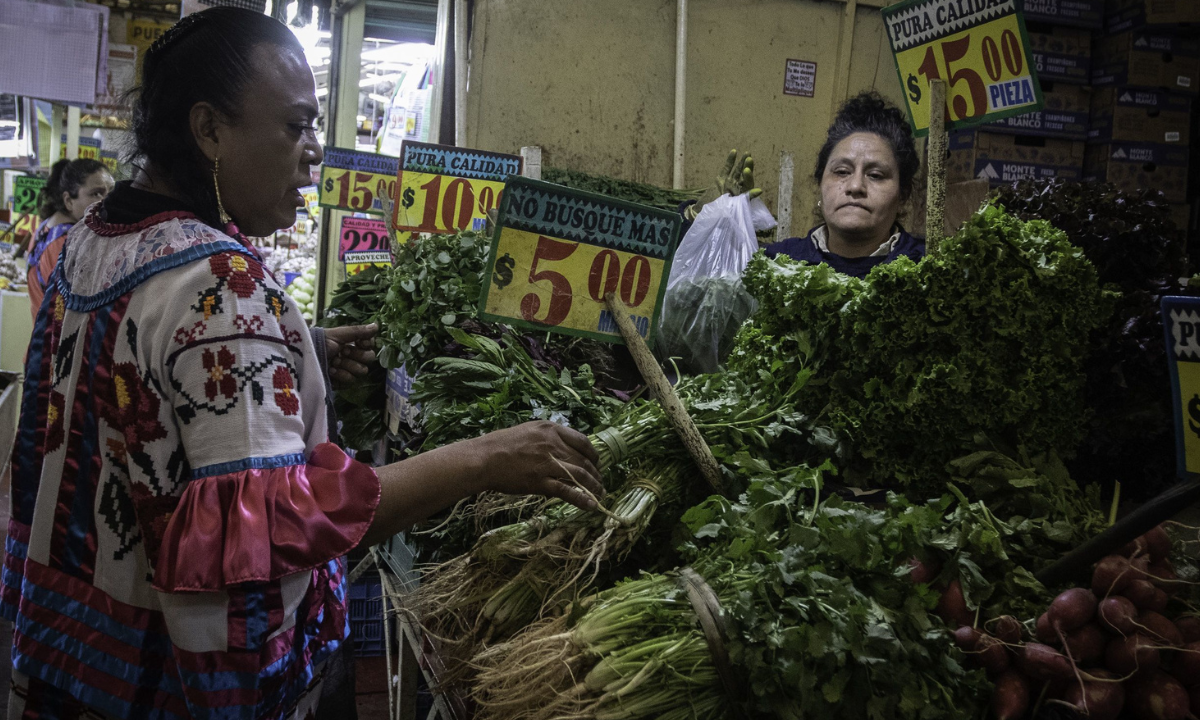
153, 443, 382, 592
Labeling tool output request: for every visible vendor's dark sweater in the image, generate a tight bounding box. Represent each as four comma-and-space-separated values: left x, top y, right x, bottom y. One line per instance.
764, 227, 925, 278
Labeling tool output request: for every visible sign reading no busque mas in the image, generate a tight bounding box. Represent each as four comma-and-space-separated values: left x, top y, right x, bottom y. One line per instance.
883, 0, 1042, 136
1163, 297, 1200, 478
479, 177, 681, 345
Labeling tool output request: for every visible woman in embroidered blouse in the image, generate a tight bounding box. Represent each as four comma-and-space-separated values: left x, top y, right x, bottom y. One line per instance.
25, 158, 114, 318
5, 8, 602, 720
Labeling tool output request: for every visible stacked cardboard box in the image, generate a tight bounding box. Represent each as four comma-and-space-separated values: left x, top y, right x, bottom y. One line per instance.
1085, 3, 1199, 235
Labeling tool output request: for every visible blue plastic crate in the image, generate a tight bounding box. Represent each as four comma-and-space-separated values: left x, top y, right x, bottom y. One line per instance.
349, 577, 385, 657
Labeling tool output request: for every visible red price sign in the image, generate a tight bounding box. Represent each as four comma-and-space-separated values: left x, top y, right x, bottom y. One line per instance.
339, 216, 389, 259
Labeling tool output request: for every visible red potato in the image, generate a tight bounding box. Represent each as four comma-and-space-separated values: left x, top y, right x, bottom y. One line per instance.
1168, 641, 1200, 688
1022, 642, 1074, 680
907, 557, 940, 585
1036, 613, 1060, 645
1099, 596, 1140, 635
1177, 616, 1200, 644
1062, 669, 1125, 720
1063, 624, 1107, 666
978, 634, 1011, 677
1125, 580, 1164, 612
991, 669, 1031, 720
1127, 671, 1191, 720
991, 615, 1023, 646
1049, 588, 1098, 632
1142, 525, 1172, 563
1107, 634, 1162, 677
936, 580, 973, 628
1139, 612, 1184, 648
1094, 555, 1135, 598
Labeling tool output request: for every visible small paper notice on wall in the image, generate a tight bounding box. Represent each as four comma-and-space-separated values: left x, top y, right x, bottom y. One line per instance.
783, 59, 817, 98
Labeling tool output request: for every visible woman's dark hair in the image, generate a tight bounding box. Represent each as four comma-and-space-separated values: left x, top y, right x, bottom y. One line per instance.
129, 7, 303, 227
39, 158, 107, 220
813, 91, 920, 201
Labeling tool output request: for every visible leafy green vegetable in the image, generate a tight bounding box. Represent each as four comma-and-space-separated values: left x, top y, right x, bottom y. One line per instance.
655, 275, 758, 374
542, 167, 702, 212
320, 265, 390, 450
734, 204, 1115, 493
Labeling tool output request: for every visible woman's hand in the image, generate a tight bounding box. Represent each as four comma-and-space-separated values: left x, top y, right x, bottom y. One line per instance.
467, 421, 604, 510
324, 323, 378, 385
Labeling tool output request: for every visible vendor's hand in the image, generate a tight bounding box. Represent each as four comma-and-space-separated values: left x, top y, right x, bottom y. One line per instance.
469, 421, 604, 511
685, 149, 764, 220
324, 323, 378, 385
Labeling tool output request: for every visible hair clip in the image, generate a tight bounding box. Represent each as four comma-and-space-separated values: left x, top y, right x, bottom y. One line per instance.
147, 12, 206, 57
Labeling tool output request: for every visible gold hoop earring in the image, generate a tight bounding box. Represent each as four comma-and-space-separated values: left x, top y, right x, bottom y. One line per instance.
817, 200, 822, 209
212, 157, 231, 225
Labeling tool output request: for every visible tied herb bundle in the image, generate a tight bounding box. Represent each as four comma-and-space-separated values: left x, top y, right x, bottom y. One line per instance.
321, 265, 390, 450
993, 180, 1188, 500
472, 460, 994, 720
542, 167, 702, 212
733, 204, 1114, 493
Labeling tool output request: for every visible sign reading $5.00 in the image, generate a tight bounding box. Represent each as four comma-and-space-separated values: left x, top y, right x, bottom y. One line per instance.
392, 141, 521, 235
882, 0, 1042, 136
479, 177, 681, 345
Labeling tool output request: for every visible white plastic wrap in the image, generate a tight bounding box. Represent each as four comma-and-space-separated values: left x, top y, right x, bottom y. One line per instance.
656, 193, 765, 374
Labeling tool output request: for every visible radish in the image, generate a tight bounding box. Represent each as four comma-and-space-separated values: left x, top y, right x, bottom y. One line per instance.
1139, 612, 1184, 648
1062, 669, 1125, 720
1022, 642, 1074, 680
954, 625, 981, 652
906, 557, 939, 585
1063, 624, 1107, 666
1190, 684, 1200, 717
978, 634, 1010, 677
1142, 525, 1172, 562
1125, 579, 1164, 611
1049, 588, 1097, 632
991, 669, 1031, 720
1093, 554, 1134, 597
1168, 641, 1200, 688
991, 615, 1022, 645
1127, 671, 1190, 720
1147, 589, 1170, 615
1106, 634, 1161, 676
937, 580, 972, 628
1099, 596, 1140, 635
1147, 560, 1179, 590
1037, 612, 1060, 645
1177, 616, 1200, 644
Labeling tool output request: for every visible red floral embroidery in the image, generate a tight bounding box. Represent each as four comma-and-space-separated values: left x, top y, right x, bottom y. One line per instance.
209, 253, 263, 299
98, 363, 168, 454
202, 346, 239, 401
128, 481, 179, 562
272, 366, 299, 416
45, 391, 66, 453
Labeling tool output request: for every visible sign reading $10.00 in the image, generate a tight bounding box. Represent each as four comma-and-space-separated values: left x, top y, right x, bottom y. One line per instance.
392, 141, 521, 235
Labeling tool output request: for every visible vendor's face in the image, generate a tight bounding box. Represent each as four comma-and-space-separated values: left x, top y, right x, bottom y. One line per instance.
208, 45, 323, 237
63, 170, 114, 223
819, 132, 903, 242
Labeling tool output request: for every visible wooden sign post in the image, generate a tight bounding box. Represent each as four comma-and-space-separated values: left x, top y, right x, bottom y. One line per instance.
926, 79, 947, 254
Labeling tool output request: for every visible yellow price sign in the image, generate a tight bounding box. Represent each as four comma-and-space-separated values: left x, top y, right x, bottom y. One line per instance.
883, 0, 1042, 135
1164, 298, 1200, 477
59, 136, 102, 161
392, 141, 521, 234
344, 250, 393, 277
318, 147, 398, 215
479, 177, 681, 344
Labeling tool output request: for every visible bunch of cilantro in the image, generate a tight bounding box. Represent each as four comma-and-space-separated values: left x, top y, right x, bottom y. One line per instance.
733, 204, 1115, 494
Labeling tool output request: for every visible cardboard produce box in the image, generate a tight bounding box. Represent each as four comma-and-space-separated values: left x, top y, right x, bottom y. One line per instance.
1089, 87, 1193, 145
985, 83, 1090, 140
1083, 142, 1189, 203
1022, 0, 1103, 29
1092, 32, 1200, 95
1029, 26, 1091, 85
948, 131, 1085, 186
1105, 0, 1200, 34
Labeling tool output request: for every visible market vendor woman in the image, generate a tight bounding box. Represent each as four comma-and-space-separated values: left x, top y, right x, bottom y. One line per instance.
690, 92, 923, 278
5, 8, 602, 720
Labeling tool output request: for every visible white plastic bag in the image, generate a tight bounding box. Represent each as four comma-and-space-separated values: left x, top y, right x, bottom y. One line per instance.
656, 193, 766, 373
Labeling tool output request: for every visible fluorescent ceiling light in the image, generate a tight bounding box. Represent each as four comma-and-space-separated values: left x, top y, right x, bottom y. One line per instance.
368, 93, 390, 104
359, 74, 403, 87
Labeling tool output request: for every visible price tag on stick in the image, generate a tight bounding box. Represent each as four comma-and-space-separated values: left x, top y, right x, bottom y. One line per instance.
392, 141, 522, 235
339, 216, 390, 259
318, 147, 399, 215
882, 0, 1043, 136
13, 176, 46, 214
479, 177, 682, 344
